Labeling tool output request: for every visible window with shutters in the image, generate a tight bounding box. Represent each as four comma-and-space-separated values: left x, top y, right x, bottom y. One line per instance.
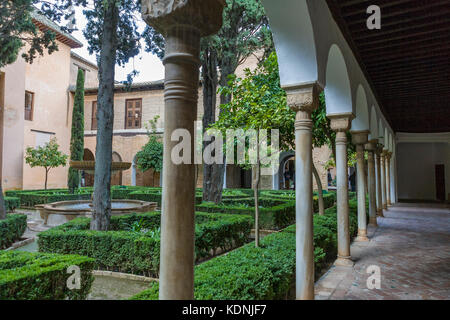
91, 101, 98, 130
25, 91, 34, 121
125, 99, 142, 129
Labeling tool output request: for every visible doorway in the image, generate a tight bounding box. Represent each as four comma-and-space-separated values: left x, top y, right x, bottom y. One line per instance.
435, 164, 445, 202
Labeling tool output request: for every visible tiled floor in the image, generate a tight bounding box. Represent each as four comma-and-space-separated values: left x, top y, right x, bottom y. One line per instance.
315, 202, 450, 300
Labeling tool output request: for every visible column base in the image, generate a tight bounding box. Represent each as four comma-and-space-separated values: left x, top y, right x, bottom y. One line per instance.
387, 201, 392, 206
383, 204, 388, 210
377, 209, 384, 217
334, 256, 354, 267
368, 217, 378, 227
355, 229, 369, 242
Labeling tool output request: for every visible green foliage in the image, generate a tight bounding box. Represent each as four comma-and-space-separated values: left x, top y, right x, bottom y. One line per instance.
25, 138, 68, 189
131, 199, 360, 300
0, 251, 94, 300
38, 212, 252, 277
4, 197, 21, 212
135, 116, 163, 176
0, 214, 27, 249
68, 68, 85, 193
0, 1, 59, 67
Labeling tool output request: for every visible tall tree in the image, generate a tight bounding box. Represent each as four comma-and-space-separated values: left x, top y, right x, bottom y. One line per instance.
143, 0, 272, 203
68, 68, 85, 193
45, 0, 142, 230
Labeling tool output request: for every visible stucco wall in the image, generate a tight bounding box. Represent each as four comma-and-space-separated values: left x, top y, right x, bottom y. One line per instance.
397, 142, 450, 201
0, 58, 26, 190
22, 42, 73, 190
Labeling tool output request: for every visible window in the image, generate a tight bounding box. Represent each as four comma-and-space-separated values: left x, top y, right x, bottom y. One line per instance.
25, 91, 34, 121
91, 101, 97, 130
125, 99, 142, 129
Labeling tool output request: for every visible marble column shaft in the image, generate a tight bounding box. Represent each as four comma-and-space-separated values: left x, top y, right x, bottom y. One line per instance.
386, 152, 392, 206
381, 151, 387, 210
365, 141, 378, 227
375, 147, 384, 217
142, 0, 225, 300
352, 132, 369, 242
329, 114, 354, 267
286, 83, 320, 300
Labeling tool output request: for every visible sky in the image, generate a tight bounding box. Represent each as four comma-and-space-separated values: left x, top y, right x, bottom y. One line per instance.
69, 4, 165, 83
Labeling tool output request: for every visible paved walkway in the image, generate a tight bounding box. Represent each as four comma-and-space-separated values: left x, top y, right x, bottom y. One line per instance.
315, 203, 450, 300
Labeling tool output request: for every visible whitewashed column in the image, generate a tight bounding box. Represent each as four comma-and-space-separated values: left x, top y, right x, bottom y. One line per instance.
329, 113, 354, 267
381, 150, 388, 211
285, 83, 321, 300
142, 0, 225, 300
375, 145, 384, 217
365, 140, 378, 227
352, 131, 369, 242
386, 152, 392, 206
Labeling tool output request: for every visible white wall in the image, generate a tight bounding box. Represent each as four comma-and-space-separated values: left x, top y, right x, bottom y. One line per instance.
397, 142, 450, 201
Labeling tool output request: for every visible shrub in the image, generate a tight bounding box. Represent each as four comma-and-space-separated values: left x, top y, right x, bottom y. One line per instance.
0, 251, 94, 300
38, 212, 252, 277
4, 197, 20, 212
0, 214, 27, 249
132, 200, 361, 300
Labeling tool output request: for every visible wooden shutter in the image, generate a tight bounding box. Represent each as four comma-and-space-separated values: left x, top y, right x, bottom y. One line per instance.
25, 91, 34, 121
125, 99, 142, 129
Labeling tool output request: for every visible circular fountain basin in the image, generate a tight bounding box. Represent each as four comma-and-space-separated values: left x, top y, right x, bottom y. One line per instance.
36, 200, 157, 226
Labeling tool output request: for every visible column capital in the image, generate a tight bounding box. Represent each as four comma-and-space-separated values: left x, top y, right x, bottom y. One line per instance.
284, 82, 323, 114
365, 139, 378, 151
351, 130, 369, 145
375, 144, 384, 155
328, 113, 355, 132
142, 0, 225, 36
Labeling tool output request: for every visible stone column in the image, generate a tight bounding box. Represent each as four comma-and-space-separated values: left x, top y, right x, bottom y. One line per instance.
142, 0, 225, 300
381, 150, 388, 211
375, 145, 384, 217
352, 131, 369, 242
386, 152, 392, 206
285, 83, 321, 300
365, 140, 378, 227
329, 113, 354, 267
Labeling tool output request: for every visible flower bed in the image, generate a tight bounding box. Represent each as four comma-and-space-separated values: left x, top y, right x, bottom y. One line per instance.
38, 211, 252, 277
0, 251, 94, 300
0, 214, 27, 249
131, 199, 360, 300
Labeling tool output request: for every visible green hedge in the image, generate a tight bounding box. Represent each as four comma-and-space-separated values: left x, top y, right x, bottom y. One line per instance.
0, 251, 94, 300
0, 214, 27, 249
38, 212, 252, 277
4, 197, 20, 212
131, 200, 360, 300
195, 193, 336, 230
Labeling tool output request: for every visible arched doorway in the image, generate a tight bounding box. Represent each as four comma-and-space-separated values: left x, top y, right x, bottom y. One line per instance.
111, 152, 123, 186
279, 152, 295, 190
82, 149, 95, 187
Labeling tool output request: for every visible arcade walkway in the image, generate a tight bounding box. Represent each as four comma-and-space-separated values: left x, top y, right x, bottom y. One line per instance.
315, 203, 450, 300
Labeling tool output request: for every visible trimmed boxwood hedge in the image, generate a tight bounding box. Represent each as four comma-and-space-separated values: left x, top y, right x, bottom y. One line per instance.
131, 199, 360, 300
38, 211, 252, 277
195, 193, 336, 230
0, 214, 27, 249
4, 196, 20, 212
0, 251, 94, 300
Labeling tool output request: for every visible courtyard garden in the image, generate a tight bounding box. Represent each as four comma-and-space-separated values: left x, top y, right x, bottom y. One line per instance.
0, 185, 365, 300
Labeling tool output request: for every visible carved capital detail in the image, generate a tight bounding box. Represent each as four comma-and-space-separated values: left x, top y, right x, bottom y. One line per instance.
142, 0, 225, 36
284, 82, 323, 114
351, 130, 369, 146
328, 113, 355, 132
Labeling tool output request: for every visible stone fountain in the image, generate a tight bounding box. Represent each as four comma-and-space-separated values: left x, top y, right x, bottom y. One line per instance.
36, 160, 157, 226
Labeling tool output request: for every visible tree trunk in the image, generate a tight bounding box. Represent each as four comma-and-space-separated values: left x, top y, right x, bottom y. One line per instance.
312, 163, 325, 215
253, 141, 261, 247
44, 168, 49, 190
202, 46, 224, 203
0, 184, 6, 220
91, 2, 119, 231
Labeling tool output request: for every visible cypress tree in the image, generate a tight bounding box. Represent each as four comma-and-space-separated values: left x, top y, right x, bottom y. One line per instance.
68, 68, 85, 193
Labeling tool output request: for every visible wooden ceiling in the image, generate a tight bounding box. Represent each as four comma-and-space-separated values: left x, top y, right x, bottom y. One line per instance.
326, 0, 450, 133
